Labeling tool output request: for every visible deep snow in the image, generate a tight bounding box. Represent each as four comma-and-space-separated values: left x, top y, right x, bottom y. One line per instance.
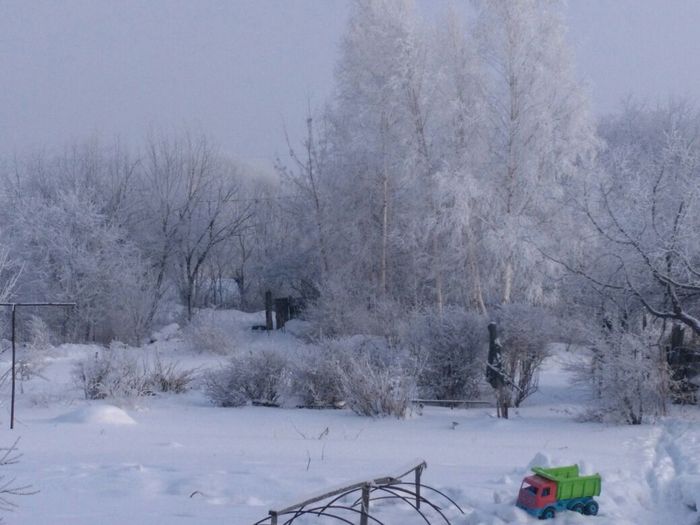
1, 310, 699, 524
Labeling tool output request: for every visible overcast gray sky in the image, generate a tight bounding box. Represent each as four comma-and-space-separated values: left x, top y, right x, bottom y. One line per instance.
2, 0, 699, 167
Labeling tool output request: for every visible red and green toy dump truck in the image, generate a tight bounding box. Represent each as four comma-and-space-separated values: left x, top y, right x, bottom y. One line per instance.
516, 464, 601, 519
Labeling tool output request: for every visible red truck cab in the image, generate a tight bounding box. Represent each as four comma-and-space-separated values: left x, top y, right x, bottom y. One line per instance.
517, 474, 557, 510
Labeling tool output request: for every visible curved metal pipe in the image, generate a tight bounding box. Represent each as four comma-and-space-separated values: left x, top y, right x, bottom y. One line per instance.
374, 485, 449, 524
393, 482, 465, 514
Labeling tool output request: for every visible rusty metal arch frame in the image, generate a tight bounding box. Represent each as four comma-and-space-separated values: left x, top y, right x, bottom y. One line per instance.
254, 477, 465, 525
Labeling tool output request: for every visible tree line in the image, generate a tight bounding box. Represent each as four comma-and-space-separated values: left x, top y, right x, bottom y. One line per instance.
1, 0, 698, 423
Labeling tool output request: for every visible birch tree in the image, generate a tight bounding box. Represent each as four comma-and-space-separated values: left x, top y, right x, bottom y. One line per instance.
327, 0, 419, 307
474, 0, 597, 306
429, 9, 489, 313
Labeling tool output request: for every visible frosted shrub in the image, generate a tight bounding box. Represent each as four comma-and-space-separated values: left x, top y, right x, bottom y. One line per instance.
17, 316, 53, 382
330, 336, 415, 418
73, 345, 148, 400
74, 346, 196, 399
403, 307, 486, 401
27, 315, 52, 350
204, 349, 290, 406
202, 369, 248, 407
290, 345, 345, 407
147, 354, 196, 394
340, 357, 414, 418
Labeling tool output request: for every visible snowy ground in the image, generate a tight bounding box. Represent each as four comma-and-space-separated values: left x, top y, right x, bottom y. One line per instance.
1, 310, 700, 524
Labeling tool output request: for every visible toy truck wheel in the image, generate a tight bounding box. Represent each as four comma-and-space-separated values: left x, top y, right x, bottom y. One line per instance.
571, 503, 584, 513
540, 507, 556, 520
583, 501, 599, 516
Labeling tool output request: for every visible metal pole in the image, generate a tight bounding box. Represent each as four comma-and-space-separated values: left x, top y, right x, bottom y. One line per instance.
360, 483, 370, 525
415, 465, 422, 509
1, 302, 76, 429
10, 305, 15, 430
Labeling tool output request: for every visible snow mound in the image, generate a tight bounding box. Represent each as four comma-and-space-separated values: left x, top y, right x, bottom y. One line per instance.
526, 452, 551, 470
54, 405, 137, 425
151, 323, 180, 342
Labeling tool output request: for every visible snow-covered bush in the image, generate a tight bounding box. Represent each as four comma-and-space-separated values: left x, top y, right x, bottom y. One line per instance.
73, 345, 148, 400
26, 316, 52, 350
147, 354, 196, 394
73, 346, 196, 399
185, 310, 235, 354
290, 345, 345, 407
16, 350, 47, 384
329, 336, 416, 418
403, 307, 486, 400
204, 348, 290, 406
340, 355, 414, 418
16, 316, 53, 382
202, 369, 248, 407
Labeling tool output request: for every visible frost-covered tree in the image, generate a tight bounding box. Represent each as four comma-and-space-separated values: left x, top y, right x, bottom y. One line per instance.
473, 0, 597, 305
1, 145, 153, 343
7, 188, 151, 343
314, 0, 596, 321
576, 312, 670, 425
428, 9, 488, 312
551, 100, 700, 416
137, 134, 254, 320
277, 111, 331, 289
590, 101, 700, 336
325, 0, 423, 308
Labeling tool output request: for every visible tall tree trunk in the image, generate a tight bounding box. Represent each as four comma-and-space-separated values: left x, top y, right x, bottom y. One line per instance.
503, 257, 514, 305
433, 236, 444, 314
467, 233, 487, 315
305, 117, 330, 280
379, 115, 389, 299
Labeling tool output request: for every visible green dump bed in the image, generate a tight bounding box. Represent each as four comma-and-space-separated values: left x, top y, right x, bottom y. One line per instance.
532, 465, 601, 500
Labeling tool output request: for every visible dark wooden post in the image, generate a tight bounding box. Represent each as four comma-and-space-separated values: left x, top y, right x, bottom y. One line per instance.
360, 483, 370, 525
265, 291, 273, 331
269, 511, 277, 525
